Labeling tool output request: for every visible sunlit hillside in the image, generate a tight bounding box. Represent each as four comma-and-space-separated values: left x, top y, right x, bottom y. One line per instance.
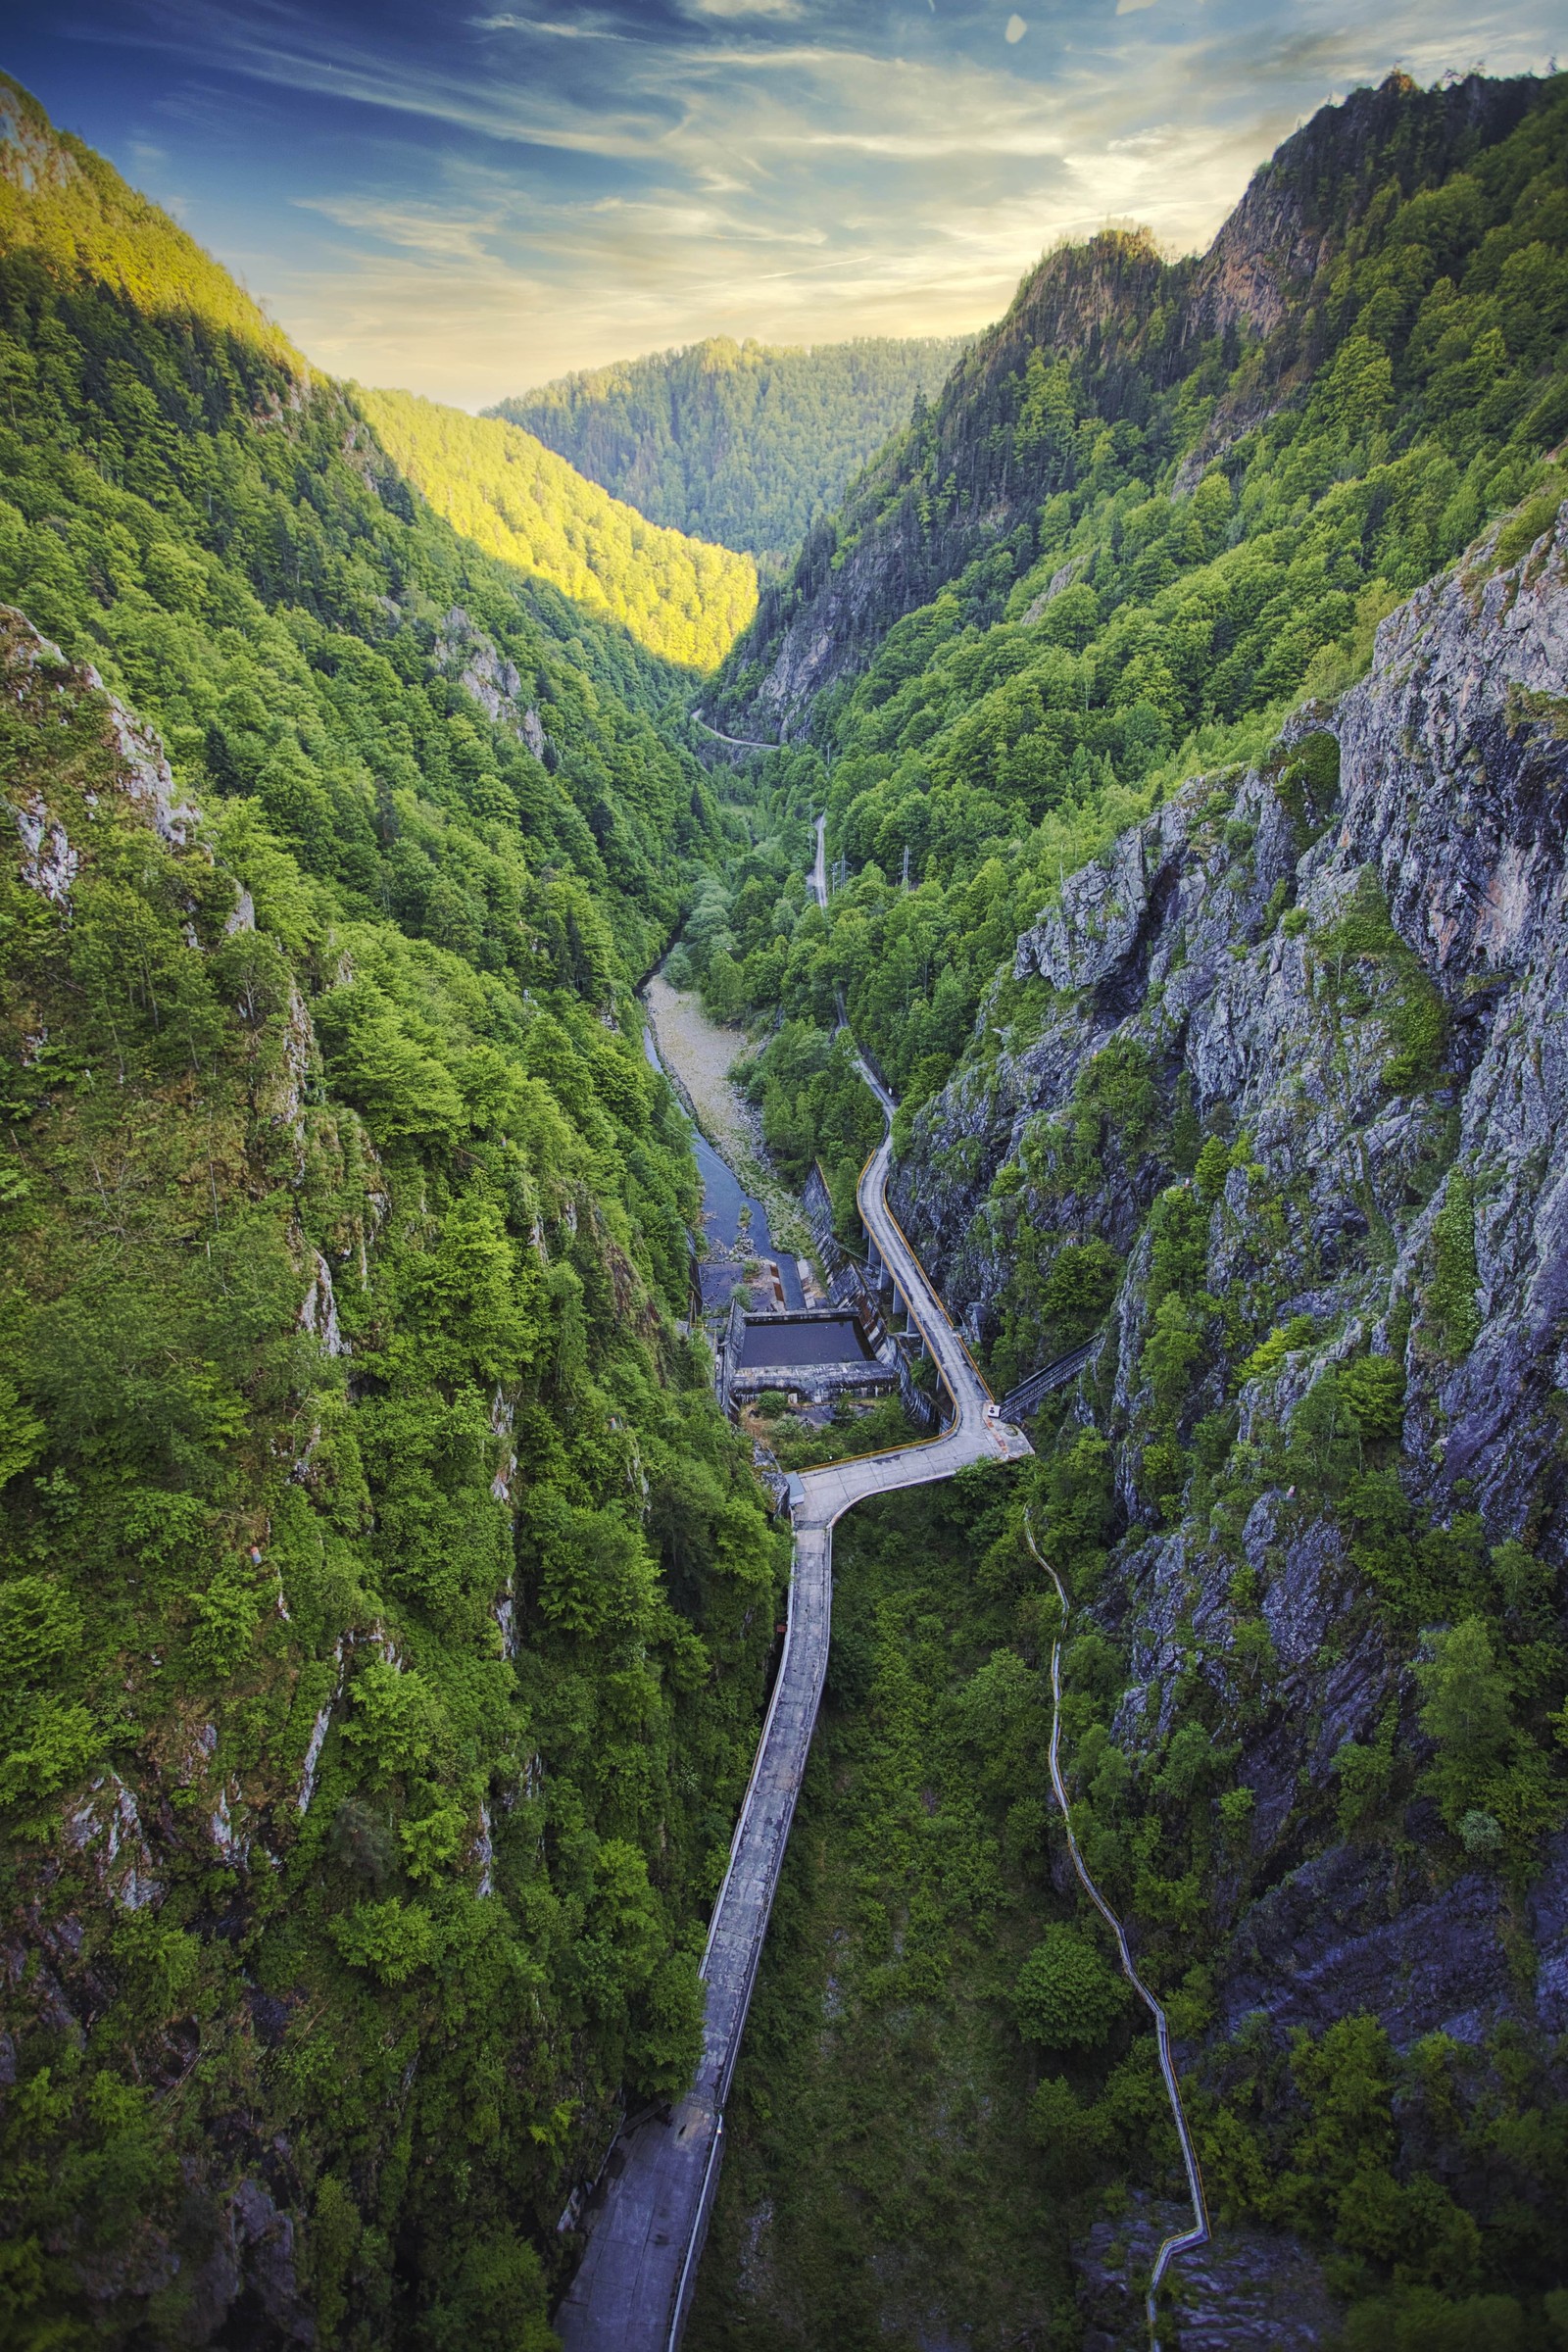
358, 386, 759, 671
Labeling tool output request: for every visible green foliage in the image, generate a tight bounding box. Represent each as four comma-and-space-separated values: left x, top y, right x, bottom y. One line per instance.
358, 388, 759, 670
1429, 1171, 1482, 1354
1315, 868, 1448, 1092
1012, 1924, 1127, 2050
1414, 1618, 1516, 1831
0, 84, 785, 2352
1241, 1315, 1317, 1385
1344, 2289, 1527, 2352
493, 334, 966, 562
686, 1483, 1103, 2345
1340, 1353, 1408, 1439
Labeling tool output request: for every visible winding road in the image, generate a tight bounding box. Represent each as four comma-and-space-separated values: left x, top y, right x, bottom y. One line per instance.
555, 901, 1031, 2350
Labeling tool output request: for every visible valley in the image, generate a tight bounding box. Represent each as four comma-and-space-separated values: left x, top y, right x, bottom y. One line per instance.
1, 48, 1568, 2352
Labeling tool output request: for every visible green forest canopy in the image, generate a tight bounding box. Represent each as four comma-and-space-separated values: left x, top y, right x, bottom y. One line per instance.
359, 386, 759, 672
492, 333, 966, 562
0, 68, 785, 2350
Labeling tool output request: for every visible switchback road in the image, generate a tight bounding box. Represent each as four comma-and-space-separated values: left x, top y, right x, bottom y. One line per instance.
555, 1019, 1030, 2352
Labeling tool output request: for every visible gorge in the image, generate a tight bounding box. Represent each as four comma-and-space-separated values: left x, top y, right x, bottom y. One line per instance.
2, 50, 1568, 2352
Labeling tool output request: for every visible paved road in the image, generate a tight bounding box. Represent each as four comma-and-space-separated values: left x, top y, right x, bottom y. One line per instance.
555, 1045, 1030, 2352
691, 709, 780, 752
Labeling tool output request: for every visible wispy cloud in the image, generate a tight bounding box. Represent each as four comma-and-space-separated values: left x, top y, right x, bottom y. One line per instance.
33, 0, 1564, 405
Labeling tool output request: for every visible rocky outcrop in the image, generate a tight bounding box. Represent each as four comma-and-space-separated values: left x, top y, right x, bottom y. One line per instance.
1075, 2198, 1341, 2349
890, 501, 1568, 2318
1183, 71, 1540, 349
899, 499, 1568, 1550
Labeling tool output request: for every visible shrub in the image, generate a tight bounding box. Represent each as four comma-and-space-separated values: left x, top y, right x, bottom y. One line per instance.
1428, 1174, 1481, 1355
1240, 1315, 1315, 1384
1012, 1923, 1126, 2050
1339, 1354, 1406, 1440
1414, 1617, 1513, 1828
328, 1898, 441, 1986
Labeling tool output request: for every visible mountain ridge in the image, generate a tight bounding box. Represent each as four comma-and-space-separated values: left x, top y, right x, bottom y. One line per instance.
356, 385, 758, 672
714, 68, 1560, 739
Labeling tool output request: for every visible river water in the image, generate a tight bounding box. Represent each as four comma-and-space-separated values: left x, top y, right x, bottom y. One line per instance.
641, 1022, 805, 1310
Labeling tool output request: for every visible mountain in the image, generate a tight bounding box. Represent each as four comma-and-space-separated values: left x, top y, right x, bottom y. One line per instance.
715, 70, 1562, 742
357, 387, 758, 671
490, 334, 966, 563
664, 72, 1568, 2341
692, 67, 1568, 1139
0, 72, 782, 2350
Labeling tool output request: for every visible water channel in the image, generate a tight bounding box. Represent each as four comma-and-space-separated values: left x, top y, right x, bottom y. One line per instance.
640, 1014, 805, 1312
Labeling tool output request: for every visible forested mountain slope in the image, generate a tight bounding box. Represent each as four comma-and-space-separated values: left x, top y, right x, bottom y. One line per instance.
714, 69, 1564, 742
491, 335, 964, 564
0, 73, 782, 2351
357, 389, 758, 671
665, 66, 1568, 2346
683, 71, 1568, 1194
0, 70, 755, 681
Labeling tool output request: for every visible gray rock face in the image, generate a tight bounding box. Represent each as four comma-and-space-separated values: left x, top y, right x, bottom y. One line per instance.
900, 500, 1568, 1552
891, 502, 1568, 2283
1075, 2197, 1341, 2350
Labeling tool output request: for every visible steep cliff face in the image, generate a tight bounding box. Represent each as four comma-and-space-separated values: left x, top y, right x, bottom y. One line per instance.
898, 497, 1568, 1556
889, 502, 1568, 2321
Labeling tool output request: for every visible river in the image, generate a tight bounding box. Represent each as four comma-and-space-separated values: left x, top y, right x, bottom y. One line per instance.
640, 1006, 805, 1311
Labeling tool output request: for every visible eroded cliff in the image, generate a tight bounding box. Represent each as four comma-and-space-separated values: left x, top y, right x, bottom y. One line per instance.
887, 498, 1568, 2329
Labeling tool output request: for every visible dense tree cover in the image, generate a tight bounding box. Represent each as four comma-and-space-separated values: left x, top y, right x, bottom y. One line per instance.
690, 72, 1568, 1215
694, 1462, 1568, 2348
0, 76, 785, 2350
676, 77, 1568, 2343
491, 335, 965, 563
0, 70, 736, 990
718, 70, 1563, 726
358, 388, 758, 671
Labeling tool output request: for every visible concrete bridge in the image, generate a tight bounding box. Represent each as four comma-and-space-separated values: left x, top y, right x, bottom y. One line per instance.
555, 1050, 1031, 2352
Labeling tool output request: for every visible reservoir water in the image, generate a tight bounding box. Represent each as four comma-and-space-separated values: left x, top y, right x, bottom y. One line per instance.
641, 1019, 805, 1310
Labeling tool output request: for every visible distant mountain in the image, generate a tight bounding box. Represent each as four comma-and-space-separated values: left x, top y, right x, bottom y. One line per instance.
358, 387, 757, 671
490, 335, 966, 562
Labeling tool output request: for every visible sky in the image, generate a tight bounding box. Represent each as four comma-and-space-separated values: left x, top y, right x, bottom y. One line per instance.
6, 2, 1562, 409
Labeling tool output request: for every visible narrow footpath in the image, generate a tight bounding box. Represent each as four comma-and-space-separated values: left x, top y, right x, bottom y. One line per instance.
556, 855, 1031, 2346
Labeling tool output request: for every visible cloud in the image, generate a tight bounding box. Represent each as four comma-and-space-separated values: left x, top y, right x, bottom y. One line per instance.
1115, 0, 1160, 15
469, 11, 627, 36
1004, 15, 1027, 42
56, 0, 1564, 405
